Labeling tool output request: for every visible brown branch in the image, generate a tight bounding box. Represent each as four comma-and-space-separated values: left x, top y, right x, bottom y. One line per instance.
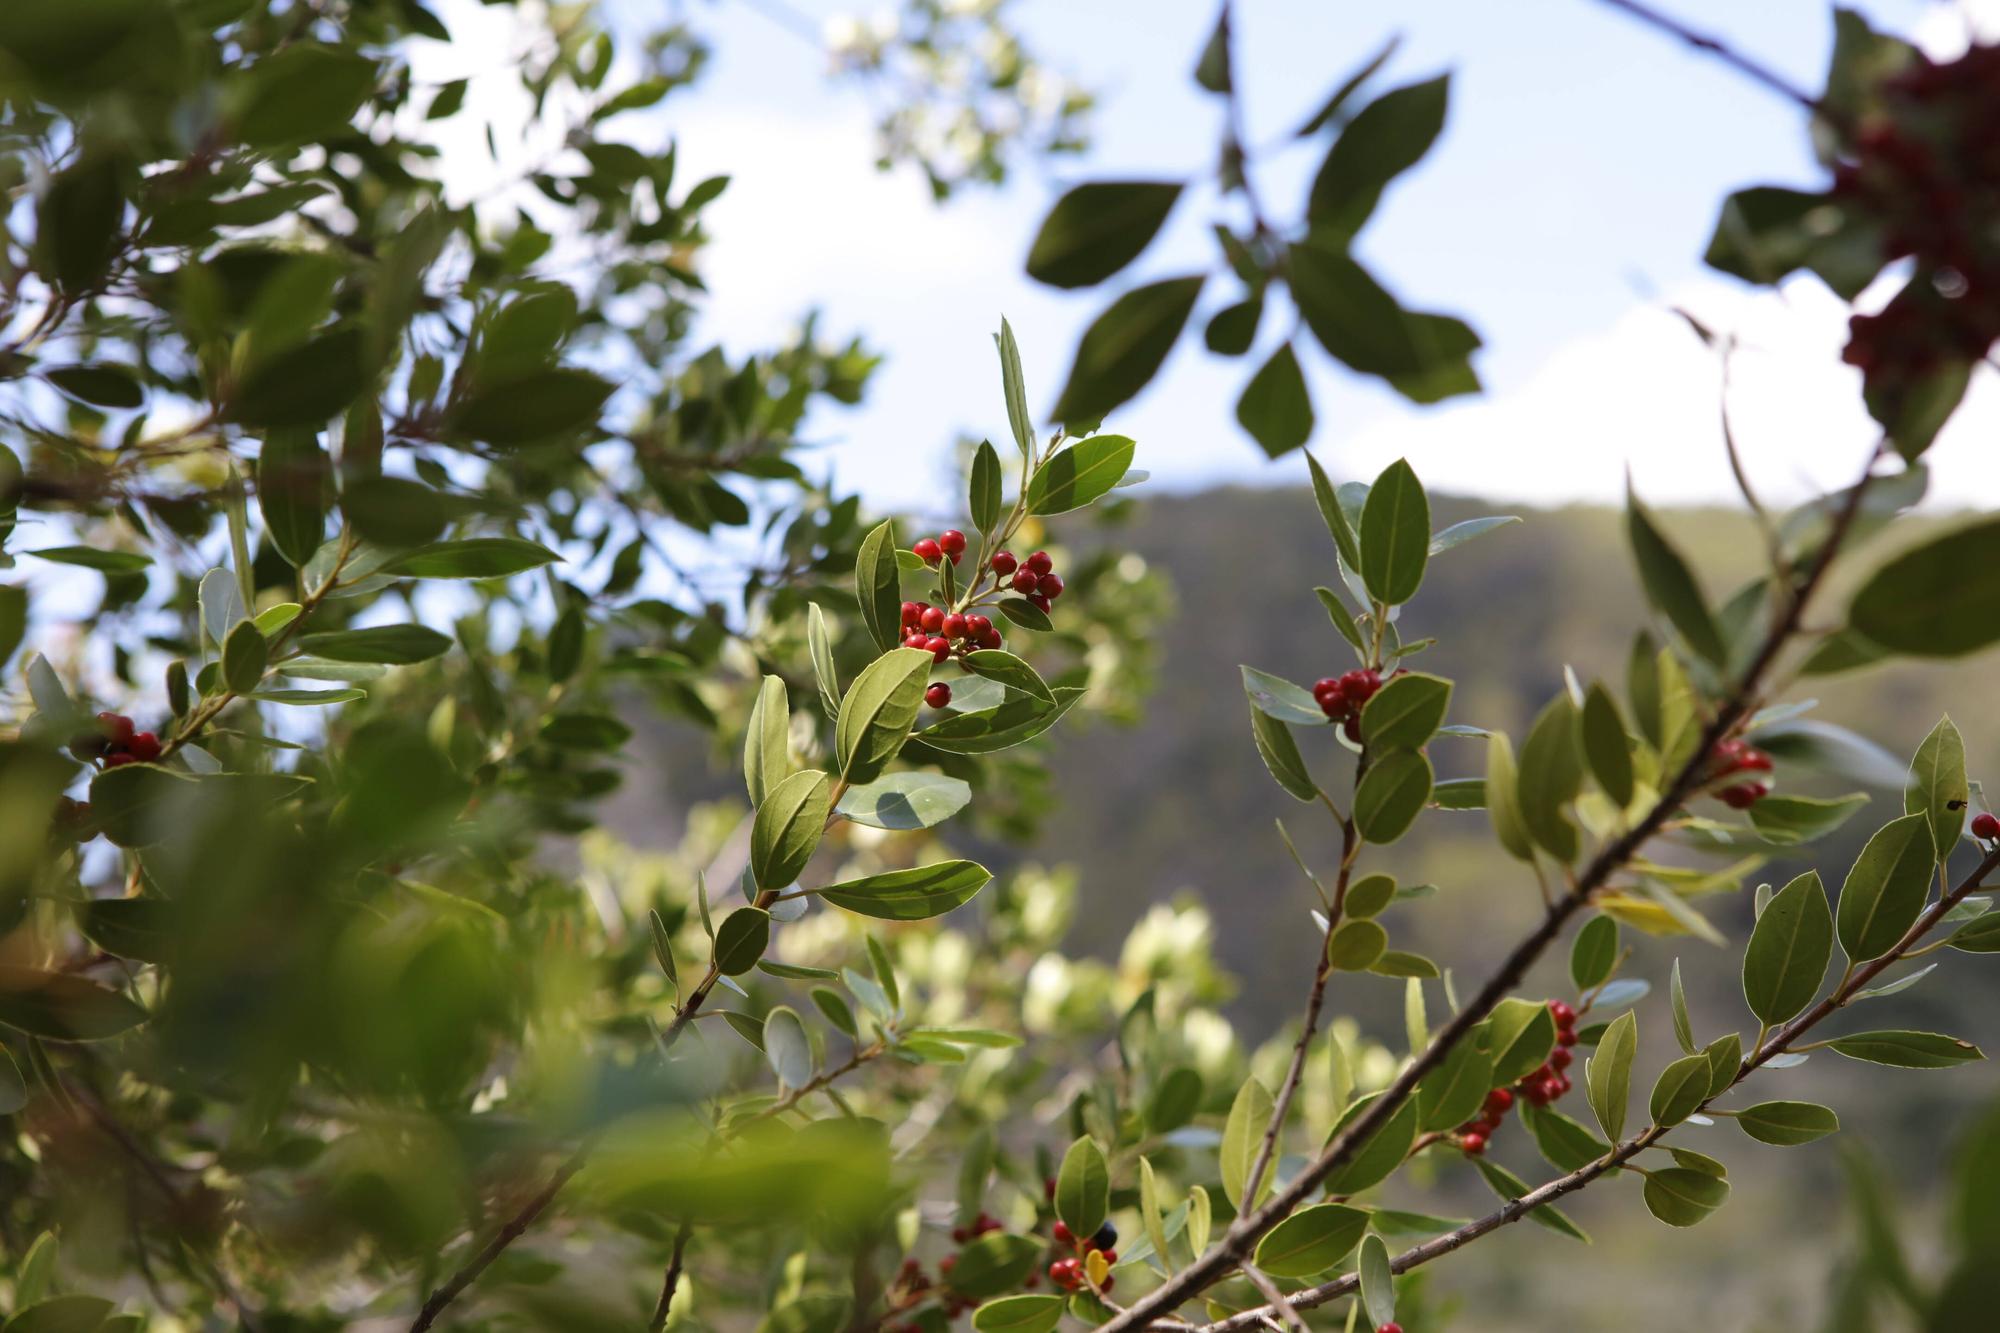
409, 1146, 591, 1332
1098, 447, 1885, 1333
1196, 842, 2000, 1333
1593, 0, 1821, 115
648, 1222, 694, 1333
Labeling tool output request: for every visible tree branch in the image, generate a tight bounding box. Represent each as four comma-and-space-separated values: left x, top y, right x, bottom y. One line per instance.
1193, 842, 2000, 1333
1592, 0, 1821, 114
648, 1222, 694, 1333
1097, 447, 1884, 1333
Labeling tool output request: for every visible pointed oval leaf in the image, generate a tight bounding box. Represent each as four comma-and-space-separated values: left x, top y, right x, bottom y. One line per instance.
1581, 683, 1635, 807
1743, 870, 1833, 1024
1906, 716, 1969, 857
749, 769, 831, 893
1649, 1052, 1712, 1128
713, 908, 771, 976
1627, 489, 1726, 665
1737, 1100, 1840, 1146
1026, 182, 1183, 289
835, 648, 933, 783
1586, 1009, 1637, 1143
1220, 1079, 1275, 1210
745, 674, 792, 807
1849, 515, 2000, 657
1052, 279, 1205, 425
1827, 1029, 1983, 1068
1361, 672, 1451, 750
1836, 814, 1937, 962
1642, 1167, 1730, 1227
377, 537, 562, 579
1358, 458, 1429, 606
1252, 1202, 1369, 1278
1026, 434, 1136, 516
1571, 915, 1619, 991
763, 1006, 813, 1088
1055, 1136, 1110, 1238
1354, 749, 1432, 844
854, 519, 904, 653
818, 861, 992, 921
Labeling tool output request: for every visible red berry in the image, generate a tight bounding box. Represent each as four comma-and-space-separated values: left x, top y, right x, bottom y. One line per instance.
939, 1255, 956, 1274
942, 613, 967, 639
1973, 812, 2000, 841
926, 683, 952, 709
1738, 749, 1774, 773
1025, 550, 1053, 575
1011, 568, 1039, 593
925, 637, 950, 663
1554, 1074, 1573, 1096
1719, 781, 1771, 810
1341, 715, 1362, 743
1461, 1132, 1487, 1156
919, 606, 945, 633
1028, 593, 1052, 613
1097, 1248, 1116, 1264
1550, 1046, 1573, 1071
1483, 1088, 1513, 1115
1379, 1325, 1403, 1333
1052, 1221, 1074, 1246
1036, 572, 1064, 599
1312, 677, 1341, 700
905, 634, 929, 651
913, 538, 942, 564
938, 530, 967, 559
1044, 1177, 1057, 1200
102, 753, 136, 769
1548, 1000, 1576, 1029
991, 551, 1018, 577
1100, 1278, 1114, 1294
902, 600, 923, 626
126, 732, 161, 763
979, 627, 1003, 649
964, 614, 991, 636
1556, 1027, 1578, 1047
96, 711, 135, 747
951, 1226, 969, 1244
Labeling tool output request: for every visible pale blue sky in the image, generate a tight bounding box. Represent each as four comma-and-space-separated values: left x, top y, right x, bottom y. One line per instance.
441, 0, 2000, 512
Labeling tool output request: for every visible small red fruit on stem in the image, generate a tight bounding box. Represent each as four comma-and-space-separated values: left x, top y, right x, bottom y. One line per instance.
1973, 811, 2000, 841
925, 683, 952, 709
912, 538, 942, 565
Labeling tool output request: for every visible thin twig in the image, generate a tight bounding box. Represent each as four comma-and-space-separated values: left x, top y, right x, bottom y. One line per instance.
1098, 445, 1883, 1333
1593, 0, 1821, 114
409, 1146, 592, 1332
648, 1222, 694, 1333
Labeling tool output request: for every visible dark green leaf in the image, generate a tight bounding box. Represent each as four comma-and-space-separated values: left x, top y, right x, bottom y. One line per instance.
1906, 716, 1968, 858
1054, 1136, 1110, 1237
1517, 695, 1583, 862
1358, 458, 1428, 605
1052, 279, 1204, 425
1353, 749, 1432, 843
45, 362, 143, 408
1253, 1203, 1368, 1278
1642, 1167, 1729, 1227
1586, 1010, 1637, 1143
0, 968, 146, 1041
1308, 75, 1450, 233
713, 908, 771, 976
1627, 488, 1726, 665
819, 861, 991, 921
1836, 814, 1936, 962
1249, 705, 1316, 803
1236, 343, 1313, 457
915, 686, 1085, 754
750, 769, 832, 892
1850, 516, 2000, 656
447, 368, 614, 445
297, 624, 452, 664
1026, 182, 1183, 289
1743, 870, 1833, 1025
963, 650, 1054, 704
1827, 1029, 1983, 1068
1737, 1101, 1839, 1146
1472, 1157, 1588, 1241
228, 327, 368, 429
854, 519, 903, 654
378, 538, 562, 579
970, 440, 1003, 533
835, 648, 932, 783
1571, 915, 1619, 991
221, 619, 267, 695
1581, 683, 1634, 807
1360, 671, 1451, 749
257, 429, 330, 566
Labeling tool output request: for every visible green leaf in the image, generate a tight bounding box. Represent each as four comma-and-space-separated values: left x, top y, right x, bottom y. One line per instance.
970, 440, 1004, 534
221, 618, 268, 695
378, 538, 562, 579
1353, 749, 1432, 843
1417, 1038, 1495, 1133
2, 1295, 116, 1333
1236, 343, 1314, 457
1642, 1167, 1730, 1227
1626, 488, 1726, 665
1305, 453, 1363, 571
1486, 997, 1557, 1086
1747, 793, 1870, 846
1357, 1232, 1396, 1329
24, 547, 151, 573
1308, 74, 1450, 233
1345, 873, 1396, 919
757, 1297, 851, 1333
995, 597, 1054, 633
1827, 1029, 1983, 1068
1587, 1010, 1637, 1143
998, 317, 1035, 457
1516, 695, 1583, 861
1327, 919, 1388, 972
1147, 1068, 1204, 1134
649, 910, 678, 987
1670, 957, 1696, 1055
915, 686, 1086, 754
1948, 913, 2000, 953
540, 713, 630, 750
1836, 814, 1936, 963
1051, 278, 1205, 425
854, 519, 903, 654
818, 860, 991, 921
972, 1295, 1066, 1333
1242, 666, 1327, 726
835, 648, 933, 783
1249, 705, 1316, 802
1287, 241, 1477, 386
1026, 182, 1183, 289
1220, 1079, 1275, 1210
44, 358, 141, 404
808, 603, 841, 720
13, 1232, 55, 1308
37, 155, 123, 294
1743, 870, 1832, 1025
1906, 716, 1968, 858
1055, 1136, 1110, 1238
713, 908, 771, 976
446, 368, 615, 445
964, 650, 1055, 703
257, 428, 329, 567
1322, 1092, 1419, 1194
1571, 915, 1619, 991
750, 769, 832, 892
342, 475, 449, 547
88, 763, 194, 848
1581, 683, 1635, 807
744, 675, 791, 807
763, 1006, 812, 1088
228, 327, 368, 428
1358, 458, 1429, 606
1486, 730, 1535, 862
1650, 1052, 1712, 1128
232, 42, 376, 144
1849, 516, 2000, 656
1361, 671, 1451, 749
297, 624, 452, 664
1737, 1100, 1839, 1146
835, 772, 972, 831
1521, 1102, 1612, 1172
1251, 1202, 1367, 1278
1430, 515, 1521, 555
1369, 950, 1440, 979
0, 967, 146, 1041
1314, 587, 1365, 653
1472, 1157, 1588, 1241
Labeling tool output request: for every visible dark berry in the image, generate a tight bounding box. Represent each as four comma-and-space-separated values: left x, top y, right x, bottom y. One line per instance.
913, 538, 942, 565
1025, 550, 1053, 575
102, 753, 136, 769
926, 683, 952, 709
951, 1226, 969, 1244
938, 530, 967, 559
1036, 573, 1064, 599
902, 600, 923, 626
1092, 1222, 1117, 1250
97, 711, 135, 747
1556, 1027, 1578, 1047
1550, 1046, 1573, 1071
979, 627, 1003, 649
126, 732, 161, 763
1973, 812, 2000, 841
991, 551, 1018, 577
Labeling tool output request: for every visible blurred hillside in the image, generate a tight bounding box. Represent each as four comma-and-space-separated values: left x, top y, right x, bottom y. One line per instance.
628, 481, 2000, 1330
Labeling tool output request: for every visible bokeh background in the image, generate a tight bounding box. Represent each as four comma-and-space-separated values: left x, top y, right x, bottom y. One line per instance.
507, 0, 2000, 1327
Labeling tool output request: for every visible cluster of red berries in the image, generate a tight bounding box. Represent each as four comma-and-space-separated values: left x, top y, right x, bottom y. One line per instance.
911, 529, 969, 566
1973, 811, 2000, 842
1312, 668, 1387, 742
885, 1212, 1011, 1328
901, 600, 1004, 661
1047, 1220, 1117, 1294
1454, 1001, 1580, 1155
74, 711, 161, 769
989, 549, 1065, 612
1707, 737, 1775, 810
1832, 46, 2000, 389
